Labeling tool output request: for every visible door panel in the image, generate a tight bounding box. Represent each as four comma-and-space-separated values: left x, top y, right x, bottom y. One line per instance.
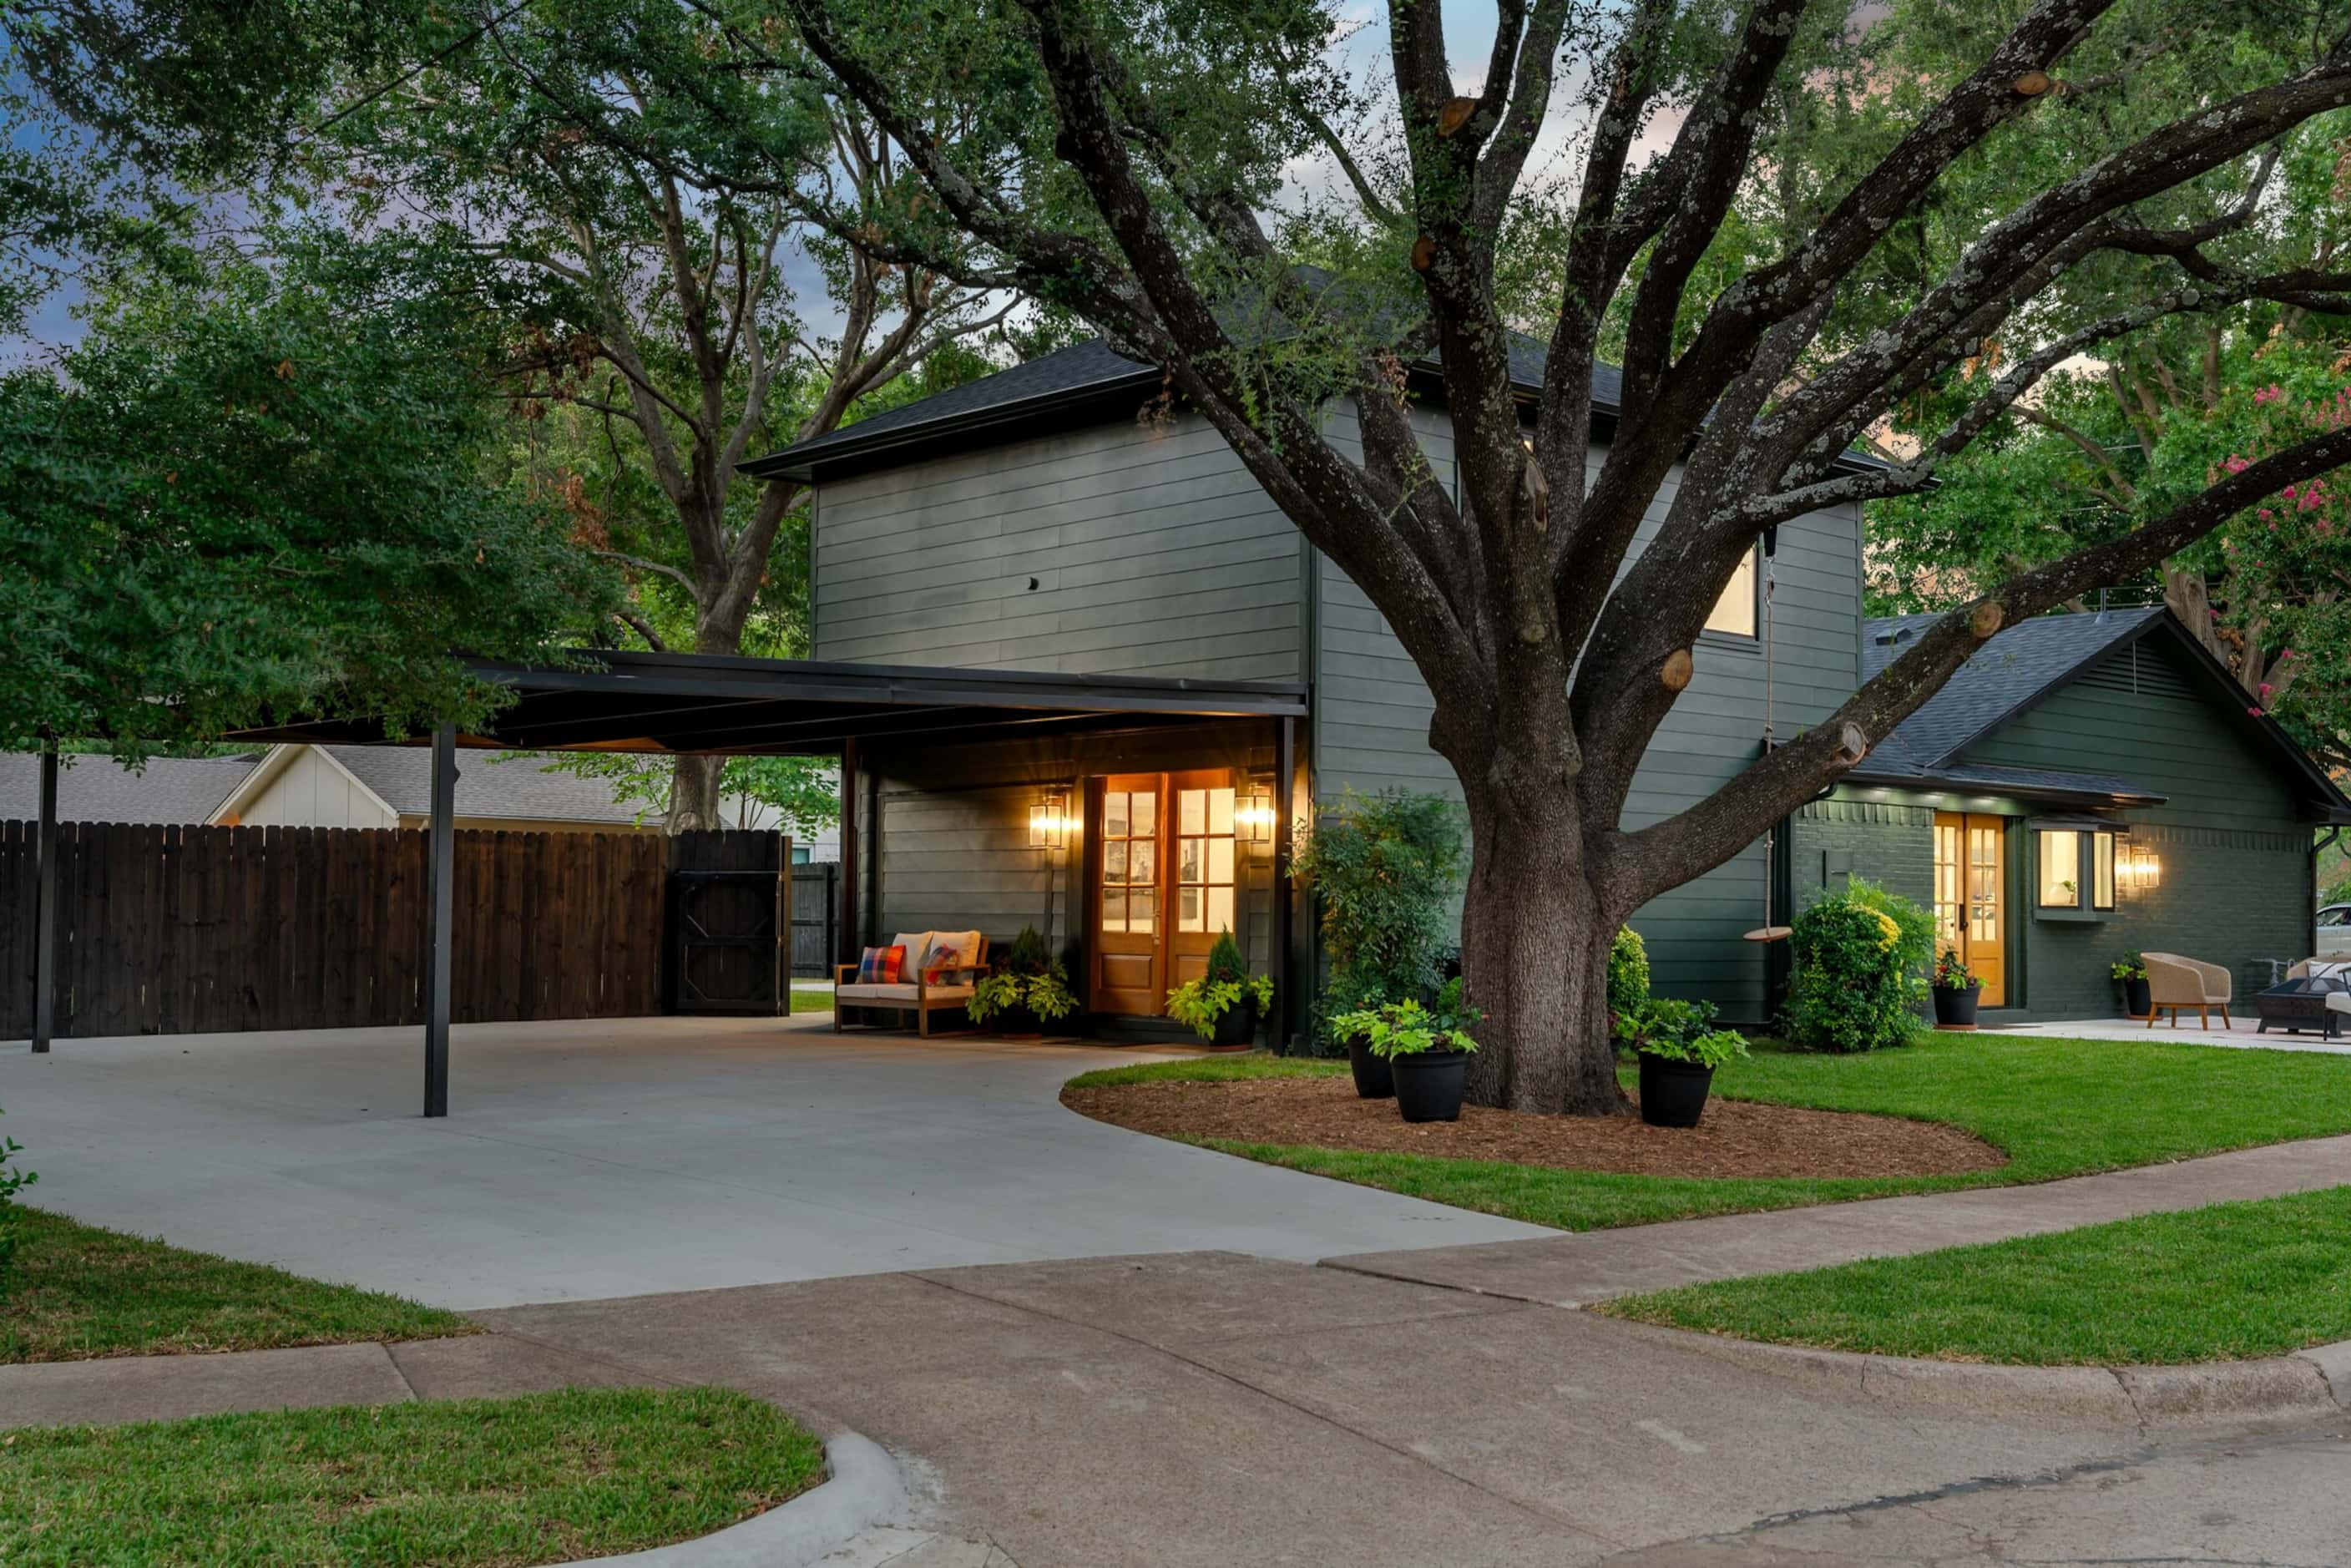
1168, 771, 1239, 989
1090, 776, 1165, 1014
1934, 811, 2007, 1008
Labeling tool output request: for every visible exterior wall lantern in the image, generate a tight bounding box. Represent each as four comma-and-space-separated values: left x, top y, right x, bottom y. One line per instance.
1029, 791, 1072, 849
2116, 840, 2162, 893
1236, 785, 1277, 844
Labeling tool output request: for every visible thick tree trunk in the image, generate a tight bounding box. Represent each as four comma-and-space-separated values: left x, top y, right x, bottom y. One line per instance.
1456, 771, 1626, 1118
665, 753, 726, 832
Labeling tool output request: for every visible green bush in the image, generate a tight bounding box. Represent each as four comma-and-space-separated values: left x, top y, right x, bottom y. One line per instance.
0, 1107, 33, 1296
968, 924, 1077, 1024
1290, 789, 1465, 1054
1608, 927, 1650, 1019
1784, 878, 1934, 1054
1165, 928, 1274, 1040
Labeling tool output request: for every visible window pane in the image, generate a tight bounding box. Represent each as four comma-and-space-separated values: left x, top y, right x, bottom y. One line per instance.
2094, 833, 2116, 909
1179, 837, 1201, 883
1130, 841, 1155, 883
1704, 549, 1757, 636
1179, 886, 1202, 932
1180, 789, 1205, 835
1130, 792, 1155, 832
1105, 840, 1127, 882
1207, 887, 1234, 933
1104, 792, 1128, 837
1101, 891, 1125, 932
1130, 890, 1155, 933
1208, 837, 1233, 884
2038, 830, 2081, 908
1209, 788, 1234, 836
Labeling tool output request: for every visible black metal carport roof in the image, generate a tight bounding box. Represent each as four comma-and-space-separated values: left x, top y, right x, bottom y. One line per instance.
217, 650, 1311, 756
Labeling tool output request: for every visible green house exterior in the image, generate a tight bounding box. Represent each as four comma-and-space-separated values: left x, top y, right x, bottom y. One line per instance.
1790, 609, 2351, 1024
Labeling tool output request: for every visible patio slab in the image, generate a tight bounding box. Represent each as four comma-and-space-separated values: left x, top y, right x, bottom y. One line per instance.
1988, 1013, 2351, 1051
0, 1016, 1546, 1310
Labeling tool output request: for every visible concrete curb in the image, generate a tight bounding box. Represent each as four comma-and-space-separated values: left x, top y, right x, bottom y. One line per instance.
1602, 1318, 2351, 1434
559, 1431, 911, 1567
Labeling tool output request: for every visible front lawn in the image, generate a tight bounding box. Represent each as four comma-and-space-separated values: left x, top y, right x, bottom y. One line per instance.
1063, 1034, 2351, 1232
0, 1387, 824, 1568
788, 985, 836, 1014
1600, 1186, 2351, 1365
3, 1209, 473, 1363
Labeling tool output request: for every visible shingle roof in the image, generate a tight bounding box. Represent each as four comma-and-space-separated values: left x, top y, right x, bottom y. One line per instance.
0, 751, 264, 825
1856, 607, 2165, 781
321, 747, 652, 824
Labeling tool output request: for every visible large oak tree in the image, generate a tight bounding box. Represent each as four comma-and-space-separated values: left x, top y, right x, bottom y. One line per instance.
766, 0, 2351, 1114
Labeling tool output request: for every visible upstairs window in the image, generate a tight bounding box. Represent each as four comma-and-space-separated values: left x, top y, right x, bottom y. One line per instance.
1705, 548, 1758, 637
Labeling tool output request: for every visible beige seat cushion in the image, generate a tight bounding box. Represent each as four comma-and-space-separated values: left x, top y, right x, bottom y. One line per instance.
838, 981, 974, 1004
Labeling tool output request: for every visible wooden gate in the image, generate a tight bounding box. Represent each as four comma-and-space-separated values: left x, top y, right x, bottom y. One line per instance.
665, 832, 791, 1014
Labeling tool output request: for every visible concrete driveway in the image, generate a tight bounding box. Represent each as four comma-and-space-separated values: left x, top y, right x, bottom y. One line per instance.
0, 1015, 1545, 1308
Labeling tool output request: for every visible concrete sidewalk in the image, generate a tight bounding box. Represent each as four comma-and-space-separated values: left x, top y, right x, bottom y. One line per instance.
1323, 1130, 2351, 1304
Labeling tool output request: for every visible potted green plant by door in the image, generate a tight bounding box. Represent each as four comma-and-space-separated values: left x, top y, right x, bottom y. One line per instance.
1334, 979, 1483, 1123
967, 926, 1077, 1038
1165, 929, 1274, 1049
2112, 953, 2151, 1020
1615, 998, 1748, 1128
1930, 948, 1983, 1029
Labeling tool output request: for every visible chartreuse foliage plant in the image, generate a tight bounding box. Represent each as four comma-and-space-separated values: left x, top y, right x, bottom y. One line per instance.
1614, 997, 1751, 1070
1165, 928, 1276, 1041
1785, 878, 1936, 1053
1290, 790, 1465, 1053
968, 925, 1077, 1023
1608, 927, 1651, 1019
1333, 977, 1484, 1060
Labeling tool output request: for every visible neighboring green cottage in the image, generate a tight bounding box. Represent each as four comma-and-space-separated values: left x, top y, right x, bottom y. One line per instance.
1791, 606, 2351, 1023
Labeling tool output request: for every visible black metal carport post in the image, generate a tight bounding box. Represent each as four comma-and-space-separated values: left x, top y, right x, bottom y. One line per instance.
32, 742, 58, 1054
422, 721, 456, 1117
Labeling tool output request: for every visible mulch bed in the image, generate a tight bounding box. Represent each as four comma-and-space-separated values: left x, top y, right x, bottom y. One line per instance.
1062, 1076, 2007, 1180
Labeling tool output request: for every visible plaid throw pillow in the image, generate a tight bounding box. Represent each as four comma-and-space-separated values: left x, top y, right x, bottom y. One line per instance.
857, 944, 906, 984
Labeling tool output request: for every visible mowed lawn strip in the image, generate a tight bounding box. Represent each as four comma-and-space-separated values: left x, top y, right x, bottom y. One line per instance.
1598, 1186, 2351, 1365
1064, 1035, 2351, 1232
0, 1387, 824, 1568
2, 1208, 473, 1364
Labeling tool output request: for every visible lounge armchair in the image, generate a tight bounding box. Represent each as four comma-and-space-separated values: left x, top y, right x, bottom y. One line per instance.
2141, 951, 2232, 1029
835, 929, 988, 1038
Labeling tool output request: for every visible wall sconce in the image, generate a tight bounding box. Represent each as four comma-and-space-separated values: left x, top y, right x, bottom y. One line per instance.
1029, 791, 1071, 849
1236, 785, 1276, 843
2116, 841, 2162, 893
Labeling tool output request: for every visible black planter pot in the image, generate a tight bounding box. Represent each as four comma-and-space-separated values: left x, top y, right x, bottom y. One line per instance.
1637, 1052, 1715, 1129
1206, 998, 1258, 1050
1932, 983, 1982, 1029
993, 1002, 1042, 1039
1346, 1037, 1394, 1100
1391, 1050, 1470, 1123
2121, 975, 2151, 1019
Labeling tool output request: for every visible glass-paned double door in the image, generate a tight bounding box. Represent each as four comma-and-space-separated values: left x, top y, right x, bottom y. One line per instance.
1090, 770, 1240, 1016
1932, 811, 2007, 1007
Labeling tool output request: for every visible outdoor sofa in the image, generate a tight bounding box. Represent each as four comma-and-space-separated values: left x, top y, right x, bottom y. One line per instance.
835, 929, 988, 1038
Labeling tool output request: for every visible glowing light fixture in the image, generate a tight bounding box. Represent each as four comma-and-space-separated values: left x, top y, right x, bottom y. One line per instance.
2116, 840, 2162, 893
1236, 786, 1277, 843
1029, 791, 1073, 849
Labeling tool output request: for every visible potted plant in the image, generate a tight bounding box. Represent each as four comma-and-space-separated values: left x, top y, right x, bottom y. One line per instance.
1930, 948, 1983, 1029
1165, 928, 1274, 1049
2112, 953, 2151, 1020
966, 926, 1077, 1037
1333, 979, 1482, 1123
1615, 998, 1748, 1128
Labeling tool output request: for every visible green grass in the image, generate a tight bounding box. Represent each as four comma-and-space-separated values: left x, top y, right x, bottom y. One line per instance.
3, 1208, 474, 1364
1599, 1187, 2351, 1365
788, 985, 835, 1014
0, 1387, 825, 1567
1064, 1034, 2351, 1232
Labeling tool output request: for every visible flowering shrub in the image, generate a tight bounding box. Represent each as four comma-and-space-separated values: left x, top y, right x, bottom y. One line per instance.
1930, 948, 1979, 991
1784, 878, 1935, 1053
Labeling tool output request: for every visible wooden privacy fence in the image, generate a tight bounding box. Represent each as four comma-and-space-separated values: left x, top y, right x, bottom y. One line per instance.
0, 821, 672, 1039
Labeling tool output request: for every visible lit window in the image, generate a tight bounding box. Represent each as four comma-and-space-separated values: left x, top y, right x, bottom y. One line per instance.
2092, 833, 2116, 911
1705, 549, 1757, 637
2038, 830, 2082, 908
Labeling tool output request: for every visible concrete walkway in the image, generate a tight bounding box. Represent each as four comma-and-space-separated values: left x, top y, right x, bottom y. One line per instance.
0, 1016, 1545, 1308
1993, 1011, 2351, 1052
1323, 1130, 2351, 1304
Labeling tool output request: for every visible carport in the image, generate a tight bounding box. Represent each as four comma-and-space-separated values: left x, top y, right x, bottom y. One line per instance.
19, 650, 1308, 1115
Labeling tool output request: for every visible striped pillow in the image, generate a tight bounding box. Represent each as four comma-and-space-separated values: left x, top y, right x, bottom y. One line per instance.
857, 944, 907, 984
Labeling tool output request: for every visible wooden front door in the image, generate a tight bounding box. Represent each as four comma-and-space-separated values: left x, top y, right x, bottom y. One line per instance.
1089, 770, 1242, 1014
1933, 812, 2007, 1007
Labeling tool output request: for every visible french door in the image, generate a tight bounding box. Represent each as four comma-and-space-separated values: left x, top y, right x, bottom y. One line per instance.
1932, 812, 2007, 1007
1089, 770, 1240, 1015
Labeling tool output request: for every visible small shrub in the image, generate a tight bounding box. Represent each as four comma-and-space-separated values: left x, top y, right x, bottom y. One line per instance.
968, 925, 1078, 1023
1291, 788, 1466, 1054
1931, 948, 1979, 991
2111, 952, 2147, 982
1332, 978, 1484, 1060
1608, 927, 1650, 1019
0, 1107, 33, 1295
1784, 878, 1934, 1053
1165, 928, 1274, 1040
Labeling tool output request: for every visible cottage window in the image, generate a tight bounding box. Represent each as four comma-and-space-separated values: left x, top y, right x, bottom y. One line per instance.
2037, 830, 2082, 908
1704, 548, 1757, 637
2035, 824, 2122, 917
2092, 832, 2116, 911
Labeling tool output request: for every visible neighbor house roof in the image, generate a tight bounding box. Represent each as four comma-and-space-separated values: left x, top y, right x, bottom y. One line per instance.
1848, 606, 2351, 821
0, 751, 264, 826
211, 744, 658, 827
